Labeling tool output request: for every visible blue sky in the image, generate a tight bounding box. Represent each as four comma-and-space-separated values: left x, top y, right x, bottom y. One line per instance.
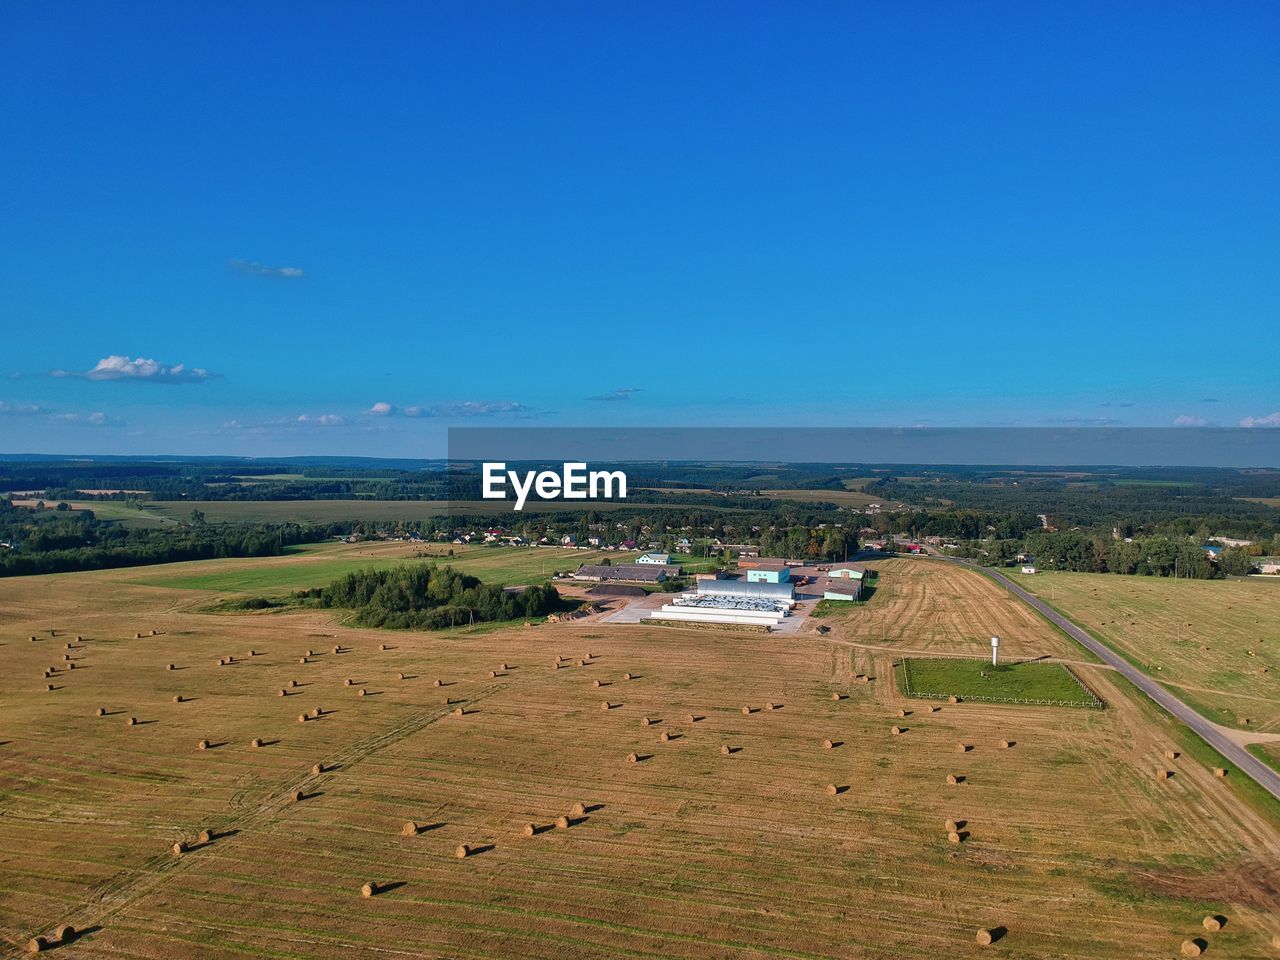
1, 1, 1278, 457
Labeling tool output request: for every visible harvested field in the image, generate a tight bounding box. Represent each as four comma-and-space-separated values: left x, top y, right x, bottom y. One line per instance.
0, 560, 1278, 958
820, 558, 1079, 661
1016, 571, 1280, 731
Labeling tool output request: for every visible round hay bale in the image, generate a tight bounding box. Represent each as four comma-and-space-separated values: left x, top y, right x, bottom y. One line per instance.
622, 672, 632, 680
247, 650, 256, 658
822, 739, 834, 749
298, 713, 308, 723
556, 815, 570, 829
251, 737, 263, 748
455, 843, 470, 859
76, 636, 82, 642
1202, 915, 1222, 932
659, 731, 670, 742
600, 701, 610, 711
358, 688, 367, 697
310, 706, 322, 718
397, 672, 406, 680
627, 752, 639, 764
500, 663, 509, 671
135, 633, 142, 640
1214, 767, 1228, 778
555, 655, 564, 662
174, 695, 183, 704
289, 679, 298, 688
975, 928, 993, 946
62, 654, 70, 662
570, 802, 586, 817
956, 742, 970, 753
198, 739, 210, 750
641, 717, 652, 726
433, 679, 443, 688
198, 829, 212, 844
1165, 749, 1179, 760
522, 822, 536, 836
891, 725, 903, 735
1181, 939, 1203, 957
488, 671, 497, 679
312, 762, 324, 775
592, 679, 602, 688
1000, 739, 1012, 749
290, 790, 303, 803
379, 644, 387, 651
67, 662, 75, 670
576, 659, 585, 667
127, 716, 137, 727
766, 701, 776, 711
344, 678, 353, 687
299, 657, 308, 664
720, 744, 731, 755
216, 658, 225, 666
306, 649, 314, 657
898, 708, 907, 718
172, 841, 186, 855
949, 696, 960, 704
946, 774, 959, 785
46, 684, 54, 692
279, 689, 287, 697
929, 705, 939, 713
830, 692, 842, 701
167, 663, 175, 671
1156, 768, 1171, 780
948, 830, 961, 843
55, 925, 75, 944
552, 660, 562, 669
687, 714, 697, 723
332, 646, 341, 654
29, 636, 36, 643
453, 707, 464, 717
826, 783, 838, 795
945, 818, 958, 832
26, 936, 46, 953
401, 820, 418, 836
361, 881, 377, 897
742, 705, 751, 715
96, 707, 106, 717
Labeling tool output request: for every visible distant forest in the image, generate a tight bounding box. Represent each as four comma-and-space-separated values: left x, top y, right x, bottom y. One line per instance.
2, 457, 1278, 580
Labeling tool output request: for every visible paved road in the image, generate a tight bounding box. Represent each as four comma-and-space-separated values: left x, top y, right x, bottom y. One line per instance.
970, 561, 1280, 802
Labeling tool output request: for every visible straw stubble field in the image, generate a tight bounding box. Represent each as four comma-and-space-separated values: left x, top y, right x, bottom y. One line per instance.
1, 560, 1278, 958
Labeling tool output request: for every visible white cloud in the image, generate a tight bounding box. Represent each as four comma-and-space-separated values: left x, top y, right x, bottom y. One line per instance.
229, 259, 306, 279
372, 400, 526, 418
1172, 415, 1208, 427
0, 401, 42, 415
587, 386, 641, 402
296, 414, 345, 426
51, 410, 118, 427
52, 355, 216, 384
1240, 412, 1280, 428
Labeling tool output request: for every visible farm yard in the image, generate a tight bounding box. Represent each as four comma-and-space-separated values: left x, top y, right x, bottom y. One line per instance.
0, 557, 1278, 958
1014, 571, 1280, 733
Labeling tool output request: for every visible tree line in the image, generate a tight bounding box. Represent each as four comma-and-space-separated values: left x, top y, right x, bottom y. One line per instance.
306, 564, 562, 630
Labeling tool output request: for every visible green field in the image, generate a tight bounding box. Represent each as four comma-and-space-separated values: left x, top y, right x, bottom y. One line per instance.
141, 545, 629, 594
898, 657, 1103, 707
